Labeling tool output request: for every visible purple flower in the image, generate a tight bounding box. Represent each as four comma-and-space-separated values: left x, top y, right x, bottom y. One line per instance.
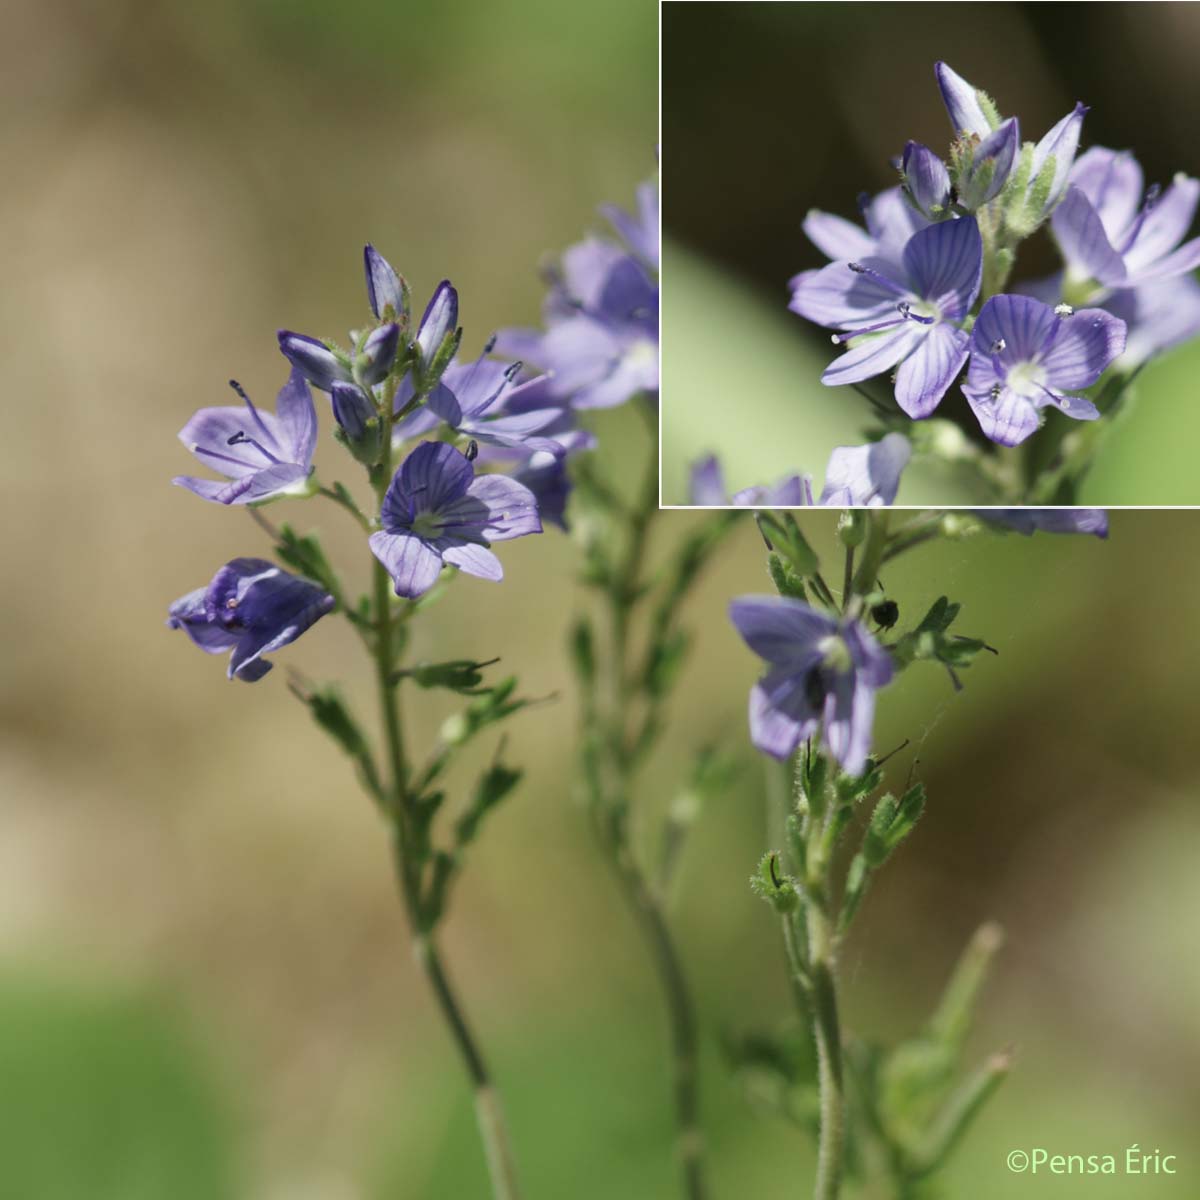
802, 187, 930, 273
1053, 149, 1200, 291
167, 559, 334, 681
975, 509, 1108, 538
496, 180, 660, 412
277, 332, 353, 391
602, 178, 659, 269
789, 217, 983, 418
956, 119, 1020, 211
901, 142, 952, 219
962, 295, 1126, 446
369, 442, 542, 598
935, 63, 1086, 221
729, 596, 893, 771
392, 344, 564, 450
174, 369, 317, 505
1104, 275, 1200, 370
364, 244, 408, 320
689, 434, 911, 507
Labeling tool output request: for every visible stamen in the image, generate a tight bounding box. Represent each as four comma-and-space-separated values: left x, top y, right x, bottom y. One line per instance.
831, 313, 905, 344
990, 338, 1007, 354
483, 332, 498, 354
897, 301, 935, 326
846, 261, 908, 297
465, 439, 479, 462
1054, 303, 1075, 317
225, 430, 282, 465
989, 383, 1003, 402
228, 379, 276, 447
503, 361, 523, 382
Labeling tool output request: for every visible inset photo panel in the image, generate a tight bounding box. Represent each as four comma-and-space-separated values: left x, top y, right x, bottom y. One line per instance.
660, 1, 1200, 507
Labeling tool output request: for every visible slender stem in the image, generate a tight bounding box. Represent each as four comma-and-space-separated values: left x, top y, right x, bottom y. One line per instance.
588, 413, 710, 1200
370, 372, 522, 1200
799, 775, 845, 1200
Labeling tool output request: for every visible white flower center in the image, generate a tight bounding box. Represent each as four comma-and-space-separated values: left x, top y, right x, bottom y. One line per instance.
1005, 360, 1047, 398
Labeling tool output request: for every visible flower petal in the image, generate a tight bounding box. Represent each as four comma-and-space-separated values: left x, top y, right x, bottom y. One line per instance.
389, 442, 474, 521
893, 323, 969, 418
819, 433, 912, 506
822, 324, 920, 389
728, 595, 837, 666
748, 677, 816, 760
802, 209, 876, 262
1069, 147, 1144, 239
442, 543, 504, 581
1039, 308, 1126, 388
416, 281, 458, 362
1123, 174, 1200, 275
935, 62, 994, 138
690, 456, 726, 505
1029, 103, 1088, 213
902, 216, 983, 318
273, 367, 318, 465
1052, 187, 1128, 286
455, 474, 542, 540
368, 530, 445, 598
964, 381, 1040, 447
789, 260, 899, 329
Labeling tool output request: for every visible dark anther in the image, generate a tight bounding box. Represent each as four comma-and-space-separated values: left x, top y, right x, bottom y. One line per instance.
769, 853, 782, 889
228, 380, 251, 403
990, 338, 1007, 354
465, 439, 479, 462
483, 332, 498, 354
503, 360, 523, 381
227, 430, 249, 446
848, 261, 867, 274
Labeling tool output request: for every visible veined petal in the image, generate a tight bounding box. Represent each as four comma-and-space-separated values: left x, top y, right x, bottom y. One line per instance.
732, 475, 809, 507
822, 324, 920, 389
823, 675, 876, 774
935, 62, 994, 138
1069, 147, 1144, 240
748, 679, 815, 760
903, 216, 983, 317
1030, 103, 1088, 213
416, 281, 458, 362
387, 442, 474, 524
272, 367, 318, 465
964, 379, 1040, 447
788, 260, 900, 329
802, 209, 875, 261
728, 595, 837, 666
978, 509, 1109, 537
456, 474, 542, 540
1122, 175, 1200, 275
178, 406, 284, 478
442, 543, 504, 581
893, 323, 969, 418
1126, 234, 1200, 286
1053, 187, 1128, 286
1106, 275, 1200, 368
1039, 308, 1126, 388
277, 332, 352, 390
864, 187, 931, 268
368, 530, 444, 599
364, 244, 405, 317
972, 294, 1057, 362
819, 433, 912, 506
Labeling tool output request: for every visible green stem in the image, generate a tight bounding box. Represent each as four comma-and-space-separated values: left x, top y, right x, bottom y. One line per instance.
370, 373, 522, 1200
590, 414, 710, 1200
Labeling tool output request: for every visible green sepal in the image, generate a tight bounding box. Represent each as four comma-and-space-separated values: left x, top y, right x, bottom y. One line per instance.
393, 657, 500, 694
768, 552, 808, 600
750, 851, 800, 913
757, 513, 819, 577
455, 762, 523, 848
569, 618, 596, 686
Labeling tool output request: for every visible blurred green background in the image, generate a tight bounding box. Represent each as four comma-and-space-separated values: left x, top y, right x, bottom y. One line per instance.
3, 2, 1199, 1199
660, 2, 1200, 505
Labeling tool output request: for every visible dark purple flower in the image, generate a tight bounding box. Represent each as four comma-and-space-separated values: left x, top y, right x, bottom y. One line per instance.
174, 369, 317, 505
277, 331, 353, 391
789, 217, 982, 418
167, 558, 334, 681
1053, 149, 1200, 291
729, 596, 893, 771
689, 434, 911, 507
416, 280, 459, 369
392, 345, 564, 449
975, 509, 1108, 538
962, 295, 1126, 446
364, 244, 408, 320
357, 322, 399, 386
901, 142, 952, 219
370, 442, 542, 598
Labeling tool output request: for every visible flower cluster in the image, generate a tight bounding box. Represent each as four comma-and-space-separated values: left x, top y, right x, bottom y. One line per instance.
789, 62, 1200, 448
168, 178, 659, 676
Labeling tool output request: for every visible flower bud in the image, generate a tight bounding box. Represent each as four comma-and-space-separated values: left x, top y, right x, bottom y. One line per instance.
277, 331, 353, 391
330, 382, 384, 465
356, 322, 399, 386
